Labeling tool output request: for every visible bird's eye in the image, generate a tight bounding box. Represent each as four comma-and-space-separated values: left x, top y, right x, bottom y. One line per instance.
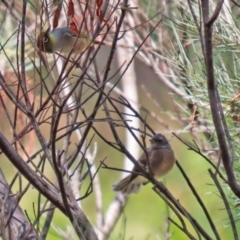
43, 37, 48, 43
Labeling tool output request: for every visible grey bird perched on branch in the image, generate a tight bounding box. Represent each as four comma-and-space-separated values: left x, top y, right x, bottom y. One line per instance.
112, 133, 175, 195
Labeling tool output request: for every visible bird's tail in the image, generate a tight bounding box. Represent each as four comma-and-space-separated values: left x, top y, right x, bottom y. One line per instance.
112, 175, 146, 195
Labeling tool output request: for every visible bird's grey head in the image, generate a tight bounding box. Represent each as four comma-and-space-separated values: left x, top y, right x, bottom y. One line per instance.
150, 133, 170, 148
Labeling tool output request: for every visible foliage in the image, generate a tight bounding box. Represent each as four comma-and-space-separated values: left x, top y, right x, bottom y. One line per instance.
0, 0, 240, 240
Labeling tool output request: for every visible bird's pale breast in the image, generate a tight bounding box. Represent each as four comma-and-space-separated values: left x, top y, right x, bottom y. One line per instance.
150, 147, 175, 178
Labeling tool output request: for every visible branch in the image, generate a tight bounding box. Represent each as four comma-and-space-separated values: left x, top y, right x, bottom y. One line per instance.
201, 0, 240, 197
0, 168, 36, 240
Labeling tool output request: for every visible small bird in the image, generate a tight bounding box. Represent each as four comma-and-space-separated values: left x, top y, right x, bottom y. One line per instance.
37, 27, 104, 54
112, 133, 175, 195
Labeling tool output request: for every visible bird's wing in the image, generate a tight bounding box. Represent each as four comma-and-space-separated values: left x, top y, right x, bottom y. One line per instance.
64, 28, 77, 37
128, 148, 152, 182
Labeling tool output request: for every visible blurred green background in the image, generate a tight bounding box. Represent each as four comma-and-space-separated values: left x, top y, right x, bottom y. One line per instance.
1, 0, 240, 239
